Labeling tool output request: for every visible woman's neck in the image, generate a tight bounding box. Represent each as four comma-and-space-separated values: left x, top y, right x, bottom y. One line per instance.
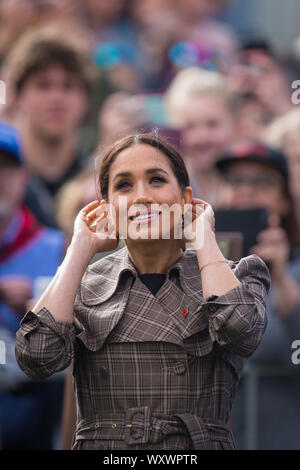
126, 239, 183, 275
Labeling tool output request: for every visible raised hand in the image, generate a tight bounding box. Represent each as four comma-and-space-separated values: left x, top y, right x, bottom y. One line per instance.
73, 200, 119, 257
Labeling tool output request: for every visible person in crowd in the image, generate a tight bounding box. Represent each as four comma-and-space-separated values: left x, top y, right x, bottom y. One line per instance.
173, 0, 239, 69
128, 0, 239, 91
180, 86, 237, 206
97, 92, 152, 147
177, 81, 237, 207
233, 92, 273, 140
36, 0, 82, 33
164, 67, 225, 127
264, 108, 300, 227
77, 0, 128, 46
3, 26, 95, 228
15, 133, 269, 450
0, 120, 66, 449
128, 0, 178, 90
77, 0, 144, 93
228, 39, 293, 120
215, 139, 300, 449
0, 0, 38, 65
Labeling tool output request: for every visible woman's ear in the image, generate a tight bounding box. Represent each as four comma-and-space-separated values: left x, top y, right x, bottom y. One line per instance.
182, 186, 193, 206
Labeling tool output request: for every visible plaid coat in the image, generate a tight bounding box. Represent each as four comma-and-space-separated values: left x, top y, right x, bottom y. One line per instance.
15, 246, 270, 450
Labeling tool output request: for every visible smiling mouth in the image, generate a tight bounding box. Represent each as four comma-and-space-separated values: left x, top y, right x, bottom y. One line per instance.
129, 211, 161, 223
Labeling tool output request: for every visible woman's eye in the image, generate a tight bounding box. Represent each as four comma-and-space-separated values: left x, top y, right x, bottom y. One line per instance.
116, 176, 166, 190
116, 181, 131, 190
151, 176, 166, 184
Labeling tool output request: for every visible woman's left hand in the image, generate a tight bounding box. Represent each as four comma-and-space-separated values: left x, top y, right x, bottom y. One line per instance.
183, 198, 215, 250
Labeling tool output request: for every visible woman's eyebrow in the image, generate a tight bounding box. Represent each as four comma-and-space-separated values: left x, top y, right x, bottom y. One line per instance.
145, 167, 169, 176
112, 168, 169, 182
112, 171, 131, 182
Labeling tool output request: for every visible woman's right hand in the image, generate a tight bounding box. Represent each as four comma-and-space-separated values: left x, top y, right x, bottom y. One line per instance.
73, 200, 119, 258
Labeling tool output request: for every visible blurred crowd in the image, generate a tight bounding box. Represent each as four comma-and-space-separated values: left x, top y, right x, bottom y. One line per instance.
0, 0, 300, 451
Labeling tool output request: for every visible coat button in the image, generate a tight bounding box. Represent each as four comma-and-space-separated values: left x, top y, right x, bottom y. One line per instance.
209, 305, 218, 314
173, 361, 187, 375
99, 366, 109, 379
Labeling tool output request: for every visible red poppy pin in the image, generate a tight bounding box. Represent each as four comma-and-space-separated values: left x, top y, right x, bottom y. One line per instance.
182, 305, 189, 318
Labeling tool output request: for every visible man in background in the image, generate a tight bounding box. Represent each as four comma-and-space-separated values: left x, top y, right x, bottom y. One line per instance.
4, 26, 95, 227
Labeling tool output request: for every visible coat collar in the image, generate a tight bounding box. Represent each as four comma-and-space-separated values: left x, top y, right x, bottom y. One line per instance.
79, 246, 204, 306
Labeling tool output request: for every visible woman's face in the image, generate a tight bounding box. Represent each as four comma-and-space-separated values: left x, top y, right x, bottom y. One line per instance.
182, 94, 235, 173
106, 143, 191, 242
222, 160, 289, 217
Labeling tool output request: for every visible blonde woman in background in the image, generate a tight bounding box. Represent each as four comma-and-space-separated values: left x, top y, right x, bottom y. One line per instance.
264, 109, 300, 227
165, 69, 237, 207
56, 168, 99, 245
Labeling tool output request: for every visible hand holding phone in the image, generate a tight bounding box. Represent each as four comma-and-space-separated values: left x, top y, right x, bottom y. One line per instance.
250, 213, 290, 277
214, 208, 268, 258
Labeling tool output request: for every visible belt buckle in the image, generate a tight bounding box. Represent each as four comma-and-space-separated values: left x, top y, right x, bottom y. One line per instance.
125, 406, 151, 445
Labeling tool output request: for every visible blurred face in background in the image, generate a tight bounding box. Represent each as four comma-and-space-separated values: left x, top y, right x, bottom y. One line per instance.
222, 160, 289, 217
235, 97, 271, 140
80, 0, 125, 25
37, 0, 78, 25
17, 65, 88, 141
182, 92, 235, 172
176, 0, 216, 21
130, 0, 173, 25
283, 130, 300, 202
0, 0, 38, 31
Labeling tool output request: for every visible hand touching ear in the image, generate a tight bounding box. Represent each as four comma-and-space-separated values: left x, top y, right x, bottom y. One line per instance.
182, 198, 215, 250
74, 200, 119, 257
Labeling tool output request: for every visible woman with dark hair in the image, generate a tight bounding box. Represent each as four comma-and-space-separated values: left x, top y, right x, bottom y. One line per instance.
15, 133, 269, 450
215, 139, 300, 449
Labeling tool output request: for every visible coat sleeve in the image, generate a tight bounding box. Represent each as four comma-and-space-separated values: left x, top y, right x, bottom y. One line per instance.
15, 307, 76, 381
202, 254, 270, 358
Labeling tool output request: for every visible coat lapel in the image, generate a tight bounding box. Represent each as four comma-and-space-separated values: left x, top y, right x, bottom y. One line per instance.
155, 276, 208, 340
75, 246, 212, 351
79, 246, 137, 306
106, 276, 184, 347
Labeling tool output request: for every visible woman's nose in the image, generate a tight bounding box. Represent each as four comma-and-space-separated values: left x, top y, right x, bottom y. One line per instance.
132, 183, 155, 205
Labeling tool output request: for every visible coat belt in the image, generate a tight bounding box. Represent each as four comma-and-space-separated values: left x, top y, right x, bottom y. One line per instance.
75, 406, 235, 449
